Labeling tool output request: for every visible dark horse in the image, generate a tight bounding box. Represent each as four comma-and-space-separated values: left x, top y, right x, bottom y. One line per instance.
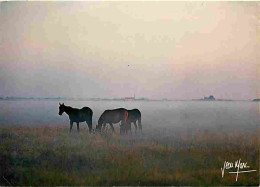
58, 103, 93, 133
96, 108, 128, 134
126, 109, 142, 133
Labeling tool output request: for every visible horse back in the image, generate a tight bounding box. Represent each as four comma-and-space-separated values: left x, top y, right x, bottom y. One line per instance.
127, 109, 141, 121
81, 107, 93, 115
69, 107, 92, 122
102, 108, 128, 123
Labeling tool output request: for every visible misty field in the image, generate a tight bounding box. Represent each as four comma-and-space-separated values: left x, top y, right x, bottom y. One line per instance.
0, 126, 259, 186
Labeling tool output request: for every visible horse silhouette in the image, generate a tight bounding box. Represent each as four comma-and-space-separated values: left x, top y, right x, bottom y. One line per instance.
126, 109, 142, 133
96, 108, 128, 134
58, 103, 93, 133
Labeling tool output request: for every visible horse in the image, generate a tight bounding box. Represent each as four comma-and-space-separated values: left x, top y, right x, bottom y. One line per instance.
96, 108, 128, 134
126, 109, 142, 133
58, 103, 93, 133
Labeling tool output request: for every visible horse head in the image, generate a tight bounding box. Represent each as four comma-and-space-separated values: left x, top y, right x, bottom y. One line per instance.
58, 103, 65, 115
95, 117, 103, 133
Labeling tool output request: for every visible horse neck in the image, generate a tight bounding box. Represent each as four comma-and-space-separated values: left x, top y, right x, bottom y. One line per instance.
64, 106, 73, 116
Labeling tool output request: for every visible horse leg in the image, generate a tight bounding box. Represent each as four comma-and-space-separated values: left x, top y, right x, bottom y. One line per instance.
119, 123, 123, 134
138, 118, 142, 132
127, 122, 132, 134
120, 123, 124, 134
133, 121, 138, 134
122, 122, 128, 134
77, 122, 80, 132
89, 116, 93, 133
87, 120, 92, 133
102, 123, 107, 133
119, 122, 124, 134
109, 123, 115, 132
70, 121, 73, 132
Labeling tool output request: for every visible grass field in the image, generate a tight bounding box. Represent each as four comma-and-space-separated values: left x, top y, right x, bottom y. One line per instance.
0, 126, 259, 186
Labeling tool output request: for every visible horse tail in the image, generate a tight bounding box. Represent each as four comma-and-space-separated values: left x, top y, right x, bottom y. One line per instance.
90, 109, 93, 117
124, 110, 128, 123
138, 111, 142, 131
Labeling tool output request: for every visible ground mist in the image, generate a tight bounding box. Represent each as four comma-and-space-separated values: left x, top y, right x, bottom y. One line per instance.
0, 126, 259, 186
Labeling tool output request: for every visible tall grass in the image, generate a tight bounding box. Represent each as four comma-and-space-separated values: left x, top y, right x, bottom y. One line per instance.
0, 126, 259, 186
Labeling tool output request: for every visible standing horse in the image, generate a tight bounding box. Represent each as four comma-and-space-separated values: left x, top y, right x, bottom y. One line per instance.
126, 109, 142, 133
58, 103, 93, 133
96, 108, 128, 134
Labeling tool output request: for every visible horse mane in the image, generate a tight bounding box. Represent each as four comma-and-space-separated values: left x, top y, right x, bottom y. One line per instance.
63, 105, 75, 113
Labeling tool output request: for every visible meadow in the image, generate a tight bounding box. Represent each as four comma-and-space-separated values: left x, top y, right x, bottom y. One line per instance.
0, 126, 259, 186
0, 100, 259, 185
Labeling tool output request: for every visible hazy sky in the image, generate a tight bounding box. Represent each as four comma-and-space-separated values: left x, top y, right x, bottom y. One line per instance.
0, 2, 259, 100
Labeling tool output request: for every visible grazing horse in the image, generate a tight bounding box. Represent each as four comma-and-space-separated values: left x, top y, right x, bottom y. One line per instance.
58, 103, 93, 133
96, 108, 128, 134
126, 109, 142, 133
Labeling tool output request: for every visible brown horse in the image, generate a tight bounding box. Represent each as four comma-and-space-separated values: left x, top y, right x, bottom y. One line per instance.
96, 108, 128, 134
58, 103, 93, 133
126, 109, 142, 133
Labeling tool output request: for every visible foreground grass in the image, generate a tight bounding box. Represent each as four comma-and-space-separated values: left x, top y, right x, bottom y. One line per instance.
0, 126, 259, 186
